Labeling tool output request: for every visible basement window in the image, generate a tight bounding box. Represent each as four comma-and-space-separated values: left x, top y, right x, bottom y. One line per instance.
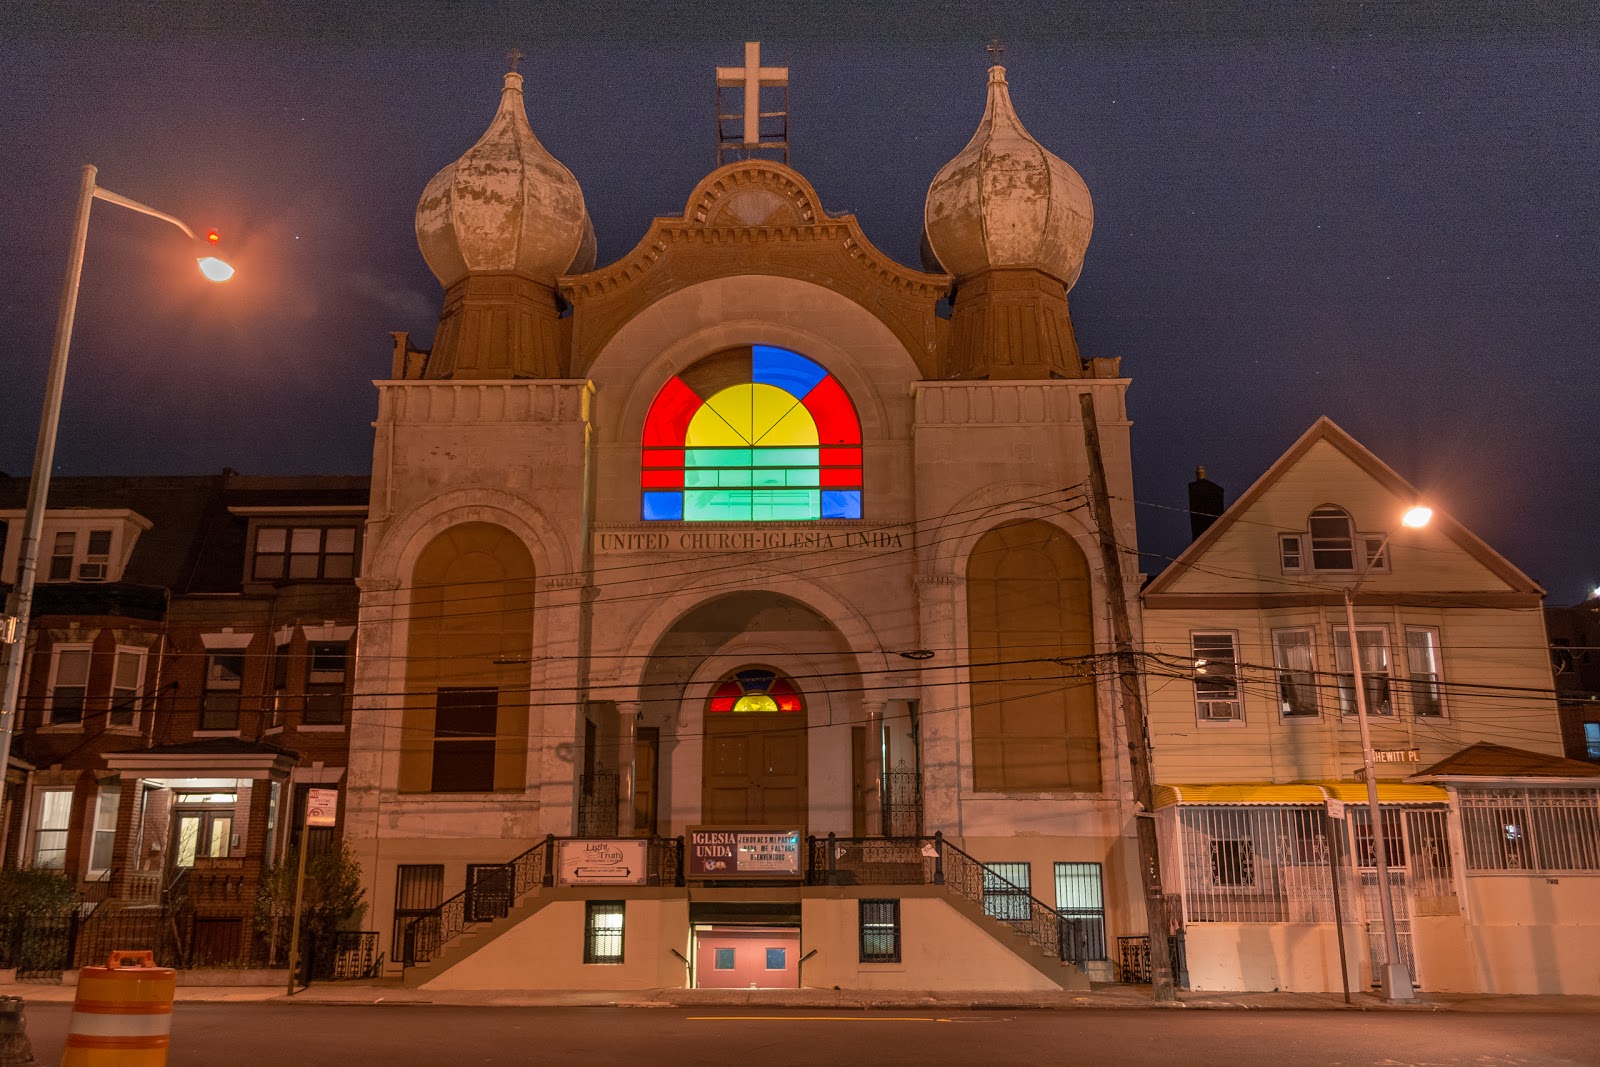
584, 901, 624, 964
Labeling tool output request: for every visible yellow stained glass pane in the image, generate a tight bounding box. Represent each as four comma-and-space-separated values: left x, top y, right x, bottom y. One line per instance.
733, 693, 780, 712
687, 392, 751, 447
756, 397, 819, 446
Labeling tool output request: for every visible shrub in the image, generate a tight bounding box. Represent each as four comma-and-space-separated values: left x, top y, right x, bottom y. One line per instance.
254, 842, 366, 965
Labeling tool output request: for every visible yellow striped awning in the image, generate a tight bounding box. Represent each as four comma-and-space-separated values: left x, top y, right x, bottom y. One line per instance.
1154, 782, 1448, 808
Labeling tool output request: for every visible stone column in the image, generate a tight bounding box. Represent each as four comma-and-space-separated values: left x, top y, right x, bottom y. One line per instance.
108, 776, 141, 899
915, 574, 963, 834
616, 702, 640, 837
862, 699, 886, 836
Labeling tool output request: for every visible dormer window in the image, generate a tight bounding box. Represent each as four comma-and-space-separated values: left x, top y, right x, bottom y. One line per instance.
1, 509, 148, 585
251, 526, 359, 581
47, 529, 112, 581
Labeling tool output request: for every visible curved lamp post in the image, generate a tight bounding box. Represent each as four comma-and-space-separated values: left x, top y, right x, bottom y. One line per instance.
1343, 503, 1431, 1002
0, 164, 234, 786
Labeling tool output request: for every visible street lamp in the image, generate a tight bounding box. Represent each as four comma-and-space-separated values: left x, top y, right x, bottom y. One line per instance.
0, 164, 233, 784
1342, 502, 1431, 1002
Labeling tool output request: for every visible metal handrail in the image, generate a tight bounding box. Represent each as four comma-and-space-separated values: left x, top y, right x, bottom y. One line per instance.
402, 836, 552, 967
805, 832, 1087, 967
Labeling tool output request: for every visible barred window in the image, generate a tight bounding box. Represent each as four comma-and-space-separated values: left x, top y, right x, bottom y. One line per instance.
982, 862, 1032, 921
1459, 788, 1600, 873
584, 901, 624, 963
1054, 862, 1107, 961
859, 899, 901, 963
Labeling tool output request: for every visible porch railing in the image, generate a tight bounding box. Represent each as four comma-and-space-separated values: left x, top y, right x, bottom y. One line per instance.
401, 835, 686, 968
805, 832, 1087, 967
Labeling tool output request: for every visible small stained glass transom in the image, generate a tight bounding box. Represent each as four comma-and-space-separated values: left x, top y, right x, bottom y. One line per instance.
708, 668, 803, 714
641, 345, 862, 521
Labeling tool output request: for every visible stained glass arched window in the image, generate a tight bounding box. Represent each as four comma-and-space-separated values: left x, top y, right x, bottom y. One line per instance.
641, 345, 862, 521
709, 668, 804, 714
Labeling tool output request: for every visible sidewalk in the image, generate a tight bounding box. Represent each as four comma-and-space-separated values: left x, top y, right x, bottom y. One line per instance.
4, 980, 1598, 1013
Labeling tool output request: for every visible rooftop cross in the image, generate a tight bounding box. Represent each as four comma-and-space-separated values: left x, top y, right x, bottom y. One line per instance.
715, 41, 789, 148
507, 47, 524, 72
986, 39, 1005, 64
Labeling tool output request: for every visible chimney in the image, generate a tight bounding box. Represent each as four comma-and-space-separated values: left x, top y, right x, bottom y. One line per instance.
1188, 466, 1225, 541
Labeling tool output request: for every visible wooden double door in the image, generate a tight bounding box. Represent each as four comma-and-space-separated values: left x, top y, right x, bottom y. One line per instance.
702, 706, 807, 825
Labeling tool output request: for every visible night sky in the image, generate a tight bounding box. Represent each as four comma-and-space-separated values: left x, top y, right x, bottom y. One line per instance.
2, 4, 1596, 602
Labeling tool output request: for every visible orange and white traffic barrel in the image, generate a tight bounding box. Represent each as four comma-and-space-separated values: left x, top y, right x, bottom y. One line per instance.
61, 951, 174, 1066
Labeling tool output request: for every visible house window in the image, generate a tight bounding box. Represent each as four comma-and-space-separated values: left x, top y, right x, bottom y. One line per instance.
1307, 506, 1356, 571
1209, 839, 1256, 887
251, 526, 358, 581
714, 947, 735, 969
33, 790, 72, 868
1405, 627, 1445, 717
1587, 723, 1600, 762
48, 532, 76, 581
109, 648, 146, 727
859, 899, 902, 963
1272, 628, 1318, 718
201, 652, 245, 730
47, 645, 91, 725
88, 785, 121, 875
1333, 627, 1392, 715
1054, 862, 1107, 961
270, 642, 291, 728
303, 641, 349, 725
431, 687, 497, 792
1191, 632, 1242, 722
583, 901, 624, 963
1278, 534, 1303, 572
982, 862, 1032, 921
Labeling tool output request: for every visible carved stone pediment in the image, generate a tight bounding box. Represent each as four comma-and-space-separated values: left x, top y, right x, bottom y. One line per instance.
559, 161, 951, 375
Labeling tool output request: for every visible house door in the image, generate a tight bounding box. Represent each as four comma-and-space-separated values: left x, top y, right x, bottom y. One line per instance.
702, 668, 808, 827
172, 810, 232, 868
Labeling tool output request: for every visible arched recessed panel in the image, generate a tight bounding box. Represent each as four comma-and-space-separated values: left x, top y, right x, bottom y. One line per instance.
703, 665, 808, 825
966, 520, 1100, 793
641, 345, 862, 521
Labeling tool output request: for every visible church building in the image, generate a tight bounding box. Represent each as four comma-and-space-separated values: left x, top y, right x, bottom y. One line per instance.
346, 51, 1144, 990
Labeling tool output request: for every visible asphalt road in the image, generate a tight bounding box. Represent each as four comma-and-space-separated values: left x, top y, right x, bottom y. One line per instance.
21, 1004, 1600, 1066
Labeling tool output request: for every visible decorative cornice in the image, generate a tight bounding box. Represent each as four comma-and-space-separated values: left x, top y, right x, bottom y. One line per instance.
376, 379, 591, 426
914, 380, 1129, 427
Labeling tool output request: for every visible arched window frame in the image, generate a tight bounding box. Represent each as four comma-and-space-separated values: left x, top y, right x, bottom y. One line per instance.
1281, 505, 1390, 575
639, 345, 863, 523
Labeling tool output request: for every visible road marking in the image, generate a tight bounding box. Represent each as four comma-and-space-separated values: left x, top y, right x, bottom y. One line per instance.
684, 1017, 947, 1023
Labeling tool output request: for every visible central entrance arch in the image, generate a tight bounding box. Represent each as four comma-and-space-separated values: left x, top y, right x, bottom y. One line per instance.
702, 668, 808, 825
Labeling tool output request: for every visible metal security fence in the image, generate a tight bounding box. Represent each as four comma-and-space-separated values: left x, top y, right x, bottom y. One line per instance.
1169, 804, 1455, 925
1458, 787, 1600, 873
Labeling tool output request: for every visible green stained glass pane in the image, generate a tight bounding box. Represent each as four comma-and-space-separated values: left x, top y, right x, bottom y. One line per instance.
686, 448, 752, 468
684, 469, 720, 488
785, 469, 820, 487
748, 467, 790, 487
749, 490, 819, 521
685, 490, 754, 521
750, 447, 819, 468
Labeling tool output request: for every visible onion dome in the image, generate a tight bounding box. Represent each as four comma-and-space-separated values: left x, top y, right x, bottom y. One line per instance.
415, 71, 592, 289
923, 65, 1094, 290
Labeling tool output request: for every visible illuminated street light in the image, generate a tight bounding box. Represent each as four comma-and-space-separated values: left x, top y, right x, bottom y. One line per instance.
0, 164, 234, 784
1343, 503, 1432, 1002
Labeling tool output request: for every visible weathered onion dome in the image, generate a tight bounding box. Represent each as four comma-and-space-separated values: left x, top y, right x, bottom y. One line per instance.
415, 70, 594, 289
923, 65, 1093, 290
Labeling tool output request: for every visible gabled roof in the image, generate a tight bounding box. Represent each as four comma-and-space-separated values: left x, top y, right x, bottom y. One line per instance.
1144, 416, 1541, 596
1411, 741, 1600, 781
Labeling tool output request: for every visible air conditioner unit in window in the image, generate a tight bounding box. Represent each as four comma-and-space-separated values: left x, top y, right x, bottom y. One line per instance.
77, 562, 108, 581
1199, 700, 1240, 721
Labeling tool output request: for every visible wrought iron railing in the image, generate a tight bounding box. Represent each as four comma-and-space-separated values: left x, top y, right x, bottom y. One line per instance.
577, 773, 619, 837
882, 762, 923, 837
1115, 933, 1187, 987
400, 835, 687, 967
804, 833, 1087, 967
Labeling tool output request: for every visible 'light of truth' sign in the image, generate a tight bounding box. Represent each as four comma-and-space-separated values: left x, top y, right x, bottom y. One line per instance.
306, 788, 339, 827
687, 827, 803, 879
557, 840, 649, 886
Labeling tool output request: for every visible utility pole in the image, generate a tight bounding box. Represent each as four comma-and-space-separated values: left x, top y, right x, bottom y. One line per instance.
1078, 391, 1175, 1002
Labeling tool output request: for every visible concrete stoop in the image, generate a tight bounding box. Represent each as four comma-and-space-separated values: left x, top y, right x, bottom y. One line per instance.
936, 890, 1092, 991
399, 892, 557, 988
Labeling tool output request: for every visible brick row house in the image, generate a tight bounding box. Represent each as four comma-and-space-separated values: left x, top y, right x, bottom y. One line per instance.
0, 471, 365, 960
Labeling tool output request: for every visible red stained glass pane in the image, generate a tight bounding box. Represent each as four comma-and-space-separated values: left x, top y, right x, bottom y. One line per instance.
642, 448, 684, 468
643, 376, 703, 447
641, 469, 683, 488
820, 446, 862, 466
709, 695, 736, 713
820, 467, 860, 487
800, 375, 862, 445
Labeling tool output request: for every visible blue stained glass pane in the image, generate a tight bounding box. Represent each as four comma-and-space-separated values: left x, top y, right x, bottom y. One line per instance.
753, 345, 828, 398
642, 492, 683, 521
821, 491, 862, 519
